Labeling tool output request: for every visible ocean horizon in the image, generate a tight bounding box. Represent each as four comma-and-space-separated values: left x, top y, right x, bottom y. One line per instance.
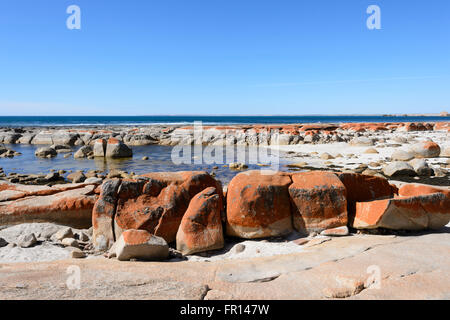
0, 115, 448, 127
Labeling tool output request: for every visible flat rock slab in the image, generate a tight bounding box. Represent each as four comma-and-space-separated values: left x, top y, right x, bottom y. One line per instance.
213, 230, 450, 299
0, 242, 70, 263
0, 181, 95, 199
0, 259, 209, 300
0, 228, 448, 299
0, 185, 97, 228
0, 223, 63, 243
214, 235, 395, 284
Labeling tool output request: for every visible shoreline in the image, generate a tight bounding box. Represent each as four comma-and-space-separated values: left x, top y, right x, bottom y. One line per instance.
0, 120, 449, 145
0, 122, 449, 299
1, 226, 449, 299
1, 121, 449, 187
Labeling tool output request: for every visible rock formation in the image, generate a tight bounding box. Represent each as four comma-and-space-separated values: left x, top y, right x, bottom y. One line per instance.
289, 171, 347, 233
176, 187, 224, 255
92, 171, 223, 250
113, 229, 169, 261
226, 171, 293, 239
0, 181, 99, 228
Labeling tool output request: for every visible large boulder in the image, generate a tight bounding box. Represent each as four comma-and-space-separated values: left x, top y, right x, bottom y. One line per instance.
0, 146, 19, 158
353, 193, 450, 230
340, 122, 388, 132
105, 138, 133, 158
391, 150, 414, 161
120, 172, 222, 241
92, 171, 223, 250
408, 159, 434, 176
398, 122, 433, 132
114, 229, 169, 261
176, 187, 223, 255
289, 171, 347, 233
50, 144, 72, 153
92, 179, 121, 251
410, 141, 441, 158
17, 133, 35, 144
226, 171, 293, 239
124, 133, 157, 146
382, 162, 416, 177
349, 137, 374, 146
434, 122, 450, 131
77, 130, 94, 145
93, 139, 107, 157
31, 131, 53, 144
74, 146, 93, 159
67, 171, 86, 183
51, 131, 79, 146
35, 147, 57, 158
0, 132, 21, 144
336, 173, 395, 224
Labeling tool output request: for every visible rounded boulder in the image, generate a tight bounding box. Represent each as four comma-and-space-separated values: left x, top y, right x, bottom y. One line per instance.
105, 138, 133, 158
176, 187, 224, 255
289, 171, 347, 233
226, 170, 293, 239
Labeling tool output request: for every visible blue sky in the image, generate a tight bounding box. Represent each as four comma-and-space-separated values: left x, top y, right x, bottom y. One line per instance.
0, 0, 449, 115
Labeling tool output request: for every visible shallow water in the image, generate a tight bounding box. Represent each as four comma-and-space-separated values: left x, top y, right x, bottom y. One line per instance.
0, 144, 289, 185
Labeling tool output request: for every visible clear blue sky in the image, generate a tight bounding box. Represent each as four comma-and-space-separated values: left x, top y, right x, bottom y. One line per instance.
0, 0, 449, 115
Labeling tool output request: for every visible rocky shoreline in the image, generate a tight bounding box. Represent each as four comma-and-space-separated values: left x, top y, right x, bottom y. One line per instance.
0, 121, 449, 299
0, 121, 449, 146
0, 168, 449, 299
1, 169, 449, 259
1, 121, 449, 186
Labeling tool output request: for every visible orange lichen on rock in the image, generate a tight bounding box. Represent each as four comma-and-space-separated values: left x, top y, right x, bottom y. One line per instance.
92, 171, 222, 250
434, 122, 450, 131
339, 123, 389, 132
176, 187, 224, 255
289, 171, 347, 233
0, 184, 97, 229
336, 173, 395, 224
353, 193, 450, 230
226, 170, 293, 239
122, 228, 152, 245
399, 183, 450, 197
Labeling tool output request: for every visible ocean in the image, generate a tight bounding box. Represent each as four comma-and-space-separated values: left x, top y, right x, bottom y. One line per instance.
0, 115, 447, 127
